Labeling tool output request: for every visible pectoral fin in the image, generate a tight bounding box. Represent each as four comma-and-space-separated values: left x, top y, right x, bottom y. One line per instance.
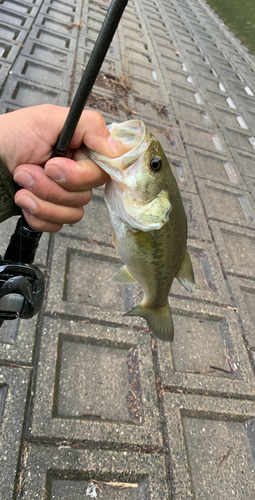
109, 265, 138, 284
176, 251, 195, 293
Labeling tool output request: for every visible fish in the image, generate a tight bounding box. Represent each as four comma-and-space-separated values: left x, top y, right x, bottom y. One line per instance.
84, 120, 195, 341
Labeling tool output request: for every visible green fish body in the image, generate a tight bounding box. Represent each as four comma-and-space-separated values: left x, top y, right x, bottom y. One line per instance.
85, 120, 195, 341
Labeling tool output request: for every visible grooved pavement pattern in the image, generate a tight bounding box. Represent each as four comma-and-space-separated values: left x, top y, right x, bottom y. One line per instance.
1, 0, 255, 498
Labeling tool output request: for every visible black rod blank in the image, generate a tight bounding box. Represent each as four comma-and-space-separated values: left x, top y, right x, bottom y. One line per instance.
54, 0, 129, 156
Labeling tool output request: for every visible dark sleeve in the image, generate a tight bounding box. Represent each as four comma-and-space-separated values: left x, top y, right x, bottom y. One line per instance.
0, 160, 21, 223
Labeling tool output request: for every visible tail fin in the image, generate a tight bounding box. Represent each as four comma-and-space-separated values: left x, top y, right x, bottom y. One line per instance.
125, 302, 174, 342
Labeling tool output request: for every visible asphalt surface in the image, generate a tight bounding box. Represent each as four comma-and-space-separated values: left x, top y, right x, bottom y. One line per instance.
1, 0, 255, 498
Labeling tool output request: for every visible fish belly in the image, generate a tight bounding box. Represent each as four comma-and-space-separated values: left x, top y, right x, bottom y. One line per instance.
108, 208, 182, 308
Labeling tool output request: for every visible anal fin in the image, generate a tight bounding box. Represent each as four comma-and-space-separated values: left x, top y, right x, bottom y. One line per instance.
176, 250, 195, 293
109, 265, 138, 284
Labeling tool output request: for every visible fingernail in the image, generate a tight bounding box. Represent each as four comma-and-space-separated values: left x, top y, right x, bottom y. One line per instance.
15, 195, 37, 213
45, 164, 65, 182
14, 172, 34, 188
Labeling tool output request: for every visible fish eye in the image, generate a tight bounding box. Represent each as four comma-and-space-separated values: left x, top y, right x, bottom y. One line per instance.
150, 156, 162, 172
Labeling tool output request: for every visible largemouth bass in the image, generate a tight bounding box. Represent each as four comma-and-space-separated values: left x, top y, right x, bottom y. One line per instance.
85, 120, 195, 341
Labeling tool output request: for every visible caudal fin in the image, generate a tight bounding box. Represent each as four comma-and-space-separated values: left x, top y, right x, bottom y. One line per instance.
125, 302, 174, 342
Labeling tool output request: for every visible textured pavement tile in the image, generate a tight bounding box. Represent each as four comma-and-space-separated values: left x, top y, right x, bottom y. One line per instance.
127, 76, 169, 105
173, 97, 216, 129
187, 146, 244, 187
75, 51, 121, 82
212, 103, 250, 131
0, 21, 28, 44
166, 154, 197, 194
182, 192, 211, 241
170, 238, 231, 305
34, 12, 79, 38
39, 3, 80, 24
0, 62, 10, 88
127, 60, 164, 85
21, 444, 169, 499
157, 297, 254, 397
146, 124, 185, 157
0, 39, 21, 65
228, 277, 255, 348
223, 125, 255, 154
165, 67, 198, 89
199, 73, 229, 94
167, 81, 205, 108
159, 51, 189, 73
59, 190, 113, 246
46, 233, 145, 325
180, 119, 227, 153
197, 179, 255, 228
164, 393, 255, 499
232, 149, 255, 179
11, 55, 71, 90
205, 88, 238, 109
0, 75, 69, 107
28, 24, 77, 51
0, 6, 35, 30
1, 0, 39, 17
30, 316, 163, 448
20, 39, 75, 70
0, 313, 37, 365
0, 366, 30, 499
210, 221, 255, 278
128, 94, 175, 127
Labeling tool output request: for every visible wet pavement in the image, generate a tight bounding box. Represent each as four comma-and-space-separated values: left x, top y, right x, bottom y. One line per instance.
1, 0, 255, 498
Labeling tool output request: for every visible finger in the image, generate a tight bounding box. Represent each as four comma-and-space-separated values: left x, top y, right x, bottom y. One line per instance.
22, 211, 63, 233
14, 163, 93, 204
14, 190, 86, 227
69, 110, 125, 156
44, 155, 109, 191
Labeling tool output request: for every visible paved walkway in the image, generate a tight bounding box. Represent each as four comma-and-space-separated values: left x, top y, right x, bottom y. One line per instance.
1, 0, 255, 498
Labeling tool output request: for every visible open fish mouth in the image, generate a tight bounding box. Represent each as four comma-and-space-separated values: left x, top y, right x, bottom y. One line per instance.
83, 120, 153, 181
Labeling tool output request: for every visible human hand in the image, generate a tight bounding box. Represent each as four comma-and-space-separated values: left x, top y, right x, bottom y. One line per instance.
0, 104, 123, 232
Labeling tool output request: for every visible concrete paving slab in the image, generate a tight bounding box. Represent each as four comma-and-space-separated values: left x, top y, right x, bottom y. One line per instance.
0, 366, 31, 500
197, 179, 255, 228
1, 0, 255, 496
164, 393, 255, 499
11, 55, 71, 91
228, 276, 255, 349
186, 145, 244, 188
0, 21, 28, 44
0, 6, 35, 30
0, 75, 69, 107
20, 39, 75, 71
30, 316, 163, 448
156, 297, 255, 397
211, 221, 255, 278
182, 191, 212, 241
33, 13, 79, 38
170, 238, 232, 305
20, 444, 169, 499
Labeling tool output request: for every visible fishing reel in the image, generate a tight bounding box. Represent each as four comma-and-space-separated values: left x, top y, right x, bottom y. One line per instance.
0, 216, 44, 326
0, 261, 44, 322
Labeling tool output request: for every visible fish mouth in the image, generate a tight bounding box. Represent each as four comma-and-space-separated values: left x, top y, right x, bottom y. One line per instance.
83, 120, 152, 181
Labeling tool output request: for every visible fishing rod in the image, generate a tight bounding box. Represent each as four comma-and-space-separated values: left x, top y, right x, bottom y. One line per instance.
0, 0, 129, 326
